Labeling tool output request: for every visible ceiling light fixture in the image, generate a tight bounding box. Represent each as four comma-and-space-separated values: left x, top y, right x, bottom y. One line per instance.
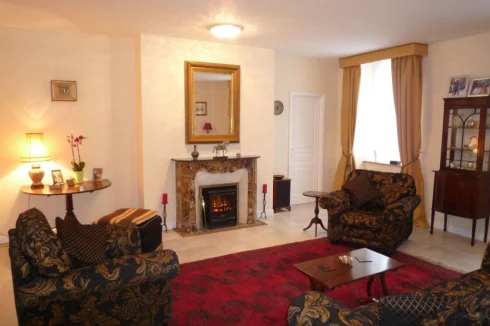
209, 24, 242, 39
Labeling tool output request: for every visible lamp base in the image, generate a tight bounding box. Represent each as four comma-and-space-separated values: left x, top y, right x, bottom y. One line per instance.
28, 164, 45, 189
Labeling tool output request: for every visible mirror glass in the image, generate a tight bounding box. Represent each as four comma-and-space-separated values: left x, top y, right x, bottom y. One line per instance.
193, 71, 232, 136
185, 61, 240, 144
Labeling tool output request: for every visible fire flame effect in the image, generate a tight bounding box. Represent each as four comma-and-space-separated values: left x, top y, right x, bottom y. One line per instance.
211, 195, 234, 213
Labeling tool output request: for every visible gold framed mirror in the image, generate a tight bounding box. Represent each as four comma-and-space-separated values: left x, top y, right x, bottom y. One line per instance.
185, 61, 240, 144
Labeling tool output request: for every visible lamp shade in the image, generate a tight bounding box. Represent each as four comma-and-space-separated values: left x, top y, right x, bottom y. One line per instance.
203, 123, 213, 131
20, 133, 51, 162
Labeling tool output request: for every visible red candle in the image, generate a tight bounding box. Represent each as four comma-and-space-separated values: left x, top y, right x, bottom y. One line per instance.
162, 193, 168, 204
262, 184, 267, 194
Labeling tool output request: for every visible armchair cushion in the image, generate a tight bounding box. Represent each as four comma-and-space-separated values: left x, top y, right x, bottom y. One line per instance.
56, 217, 109, 266
379, 295, 449, 326
16, 208, 71, 278
342, 173, 380, 208
15, 249, 179, 309
340, 209, 384, 231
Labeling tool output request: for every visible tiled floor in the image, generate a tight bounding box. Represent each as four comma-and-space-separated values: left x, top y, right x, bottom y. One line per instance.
0, 203, 486, 325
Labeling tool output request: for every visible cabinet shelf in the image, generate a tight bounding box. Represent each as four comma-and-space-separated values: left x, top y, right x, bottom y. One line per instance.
447, 148, 489, 153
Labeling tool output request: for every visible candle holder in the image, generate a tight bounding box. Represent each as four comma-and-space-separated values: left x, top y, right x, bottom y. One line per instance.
162, 202, 168, 233
260, 192, 267, 219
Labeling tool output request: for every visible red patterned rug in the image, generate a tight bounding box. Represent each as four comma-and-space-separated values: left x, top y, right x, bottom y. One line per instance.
170, 238, 461, 325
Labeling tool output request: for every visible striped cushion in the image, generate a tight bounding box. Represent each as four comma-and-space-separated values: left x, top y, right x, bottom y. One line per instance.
93, 208, 158, 225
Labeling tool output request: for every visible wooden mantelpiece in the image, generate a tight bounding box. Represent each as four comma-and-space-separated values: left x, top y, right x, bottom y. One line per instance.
172, 156, 259, 233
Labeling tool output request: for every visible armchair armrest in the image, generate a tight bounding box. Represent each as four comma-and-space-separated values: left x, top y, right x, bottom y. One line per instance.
288, 292, 378, 325
384, 195, 421, 222
15, 249, 179, 309
319, 190, 352, 217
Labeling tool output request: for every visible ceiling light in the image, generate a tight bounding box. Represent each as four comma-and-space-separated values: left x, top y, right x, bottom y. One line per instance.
209, 24, 242, 39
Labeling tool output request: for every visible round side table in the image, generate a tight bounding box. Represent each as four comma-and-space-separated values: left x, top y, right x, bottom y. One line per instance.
302, 191, 329, 237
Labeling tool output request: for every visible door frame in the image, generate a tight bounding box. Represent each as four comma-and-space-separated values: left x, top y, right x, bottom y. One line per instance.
288, 92, 326, 197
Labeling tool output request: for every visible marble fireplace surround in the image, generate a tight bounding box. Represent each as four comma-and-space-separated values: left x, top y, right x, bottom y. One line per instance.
172, 156, 259, 233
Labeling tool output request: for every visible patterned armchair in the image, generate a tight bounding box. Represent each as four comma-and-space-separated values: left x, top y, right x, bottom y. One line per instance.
9, 208, 179, 326
288, 242, 490, 325
320, 170, 421, 253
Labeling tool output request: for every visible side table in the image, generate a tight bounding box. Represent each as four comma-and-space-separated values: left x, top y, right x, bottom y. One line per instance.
302, 191, 328, 237
20, 180, 112, 223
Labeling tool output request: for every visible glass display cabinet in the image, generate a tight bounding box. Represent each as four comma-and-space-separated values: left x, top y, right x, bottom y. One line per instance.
431, 96, 490, 246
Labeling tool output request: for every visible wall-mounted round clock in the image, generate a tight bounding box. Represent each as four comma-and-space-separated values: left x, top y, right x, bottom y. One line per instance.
274, 100, 284, 115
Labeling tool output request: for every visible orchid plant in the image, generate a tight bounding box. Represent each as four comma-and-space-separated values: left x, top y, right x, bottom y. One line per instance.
67, 134, 87, 171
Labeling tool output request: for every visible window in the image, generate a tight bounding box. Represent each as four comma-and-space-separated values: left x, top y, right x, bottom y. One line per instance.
354, 59, 400, 165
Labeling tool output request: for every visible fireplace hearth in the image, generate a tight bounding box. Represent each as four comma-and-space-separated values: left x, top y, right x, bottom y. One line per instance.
201, 184, 238, 230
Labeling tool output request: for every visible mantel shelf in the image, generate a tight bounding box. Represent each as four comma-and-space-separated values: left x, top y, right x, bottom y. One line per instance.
171, 155, 260, 162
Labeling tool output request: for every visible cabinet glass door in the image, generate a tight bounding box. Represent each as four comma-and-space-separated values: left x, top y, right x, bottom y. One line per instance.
446, 108, 480, 170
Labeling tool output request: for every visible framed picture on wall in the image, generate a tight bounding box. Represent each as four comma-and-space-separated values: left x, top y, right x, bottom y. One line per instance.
51, 80, 77, 101
195, 102, 207, 116
468, 77, 490, 97
447, 76, 469, 98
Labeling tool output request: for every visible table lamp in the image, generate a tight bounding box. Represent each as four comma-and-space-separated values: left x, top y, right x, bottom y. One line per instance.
20, 133, 51, 188
203, 122, 213, 134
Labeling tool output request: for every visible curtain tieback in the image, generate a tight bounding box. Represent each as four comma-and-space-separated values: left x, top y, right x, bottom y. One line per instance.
342, 151, 353, 159
401, 154, 420, 169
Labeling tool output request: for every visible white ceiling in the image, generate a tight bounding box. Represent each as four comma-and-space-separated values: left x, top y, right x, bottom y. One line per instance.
2, 0, 490, 57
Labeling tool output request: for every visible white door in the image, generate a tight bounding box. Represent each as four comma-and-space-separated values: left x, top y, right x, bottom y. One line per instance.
289, 92, 325, 205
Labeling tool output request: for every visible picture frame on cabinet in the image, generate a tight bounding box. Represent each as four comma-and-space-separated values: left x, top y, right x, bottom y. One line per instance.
468, 77, 490, 97
93, 168, 103, 182
447, 76, 469, 98
51, 170, 64, 185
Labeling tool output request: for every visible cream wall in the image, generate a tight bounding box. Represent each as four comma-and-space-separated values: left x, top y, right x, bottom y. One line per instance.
140, 35, 275, 227
423, 31, 490, 241
274, 54, 340, 191
0, 27, 138, 232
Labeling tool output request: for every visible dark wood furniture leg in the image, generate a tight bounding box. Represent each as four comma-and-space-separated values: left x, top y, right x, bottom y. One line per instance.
443, 214, 448, 231
366, 276, 375, 298
380, 273, 388, 296
485, 217, 489, 243
430, 209, 435, 234
303, 197, 328, 237
64, 194, 78, 223
471, 218, 477, 246
309, 278, 324, 292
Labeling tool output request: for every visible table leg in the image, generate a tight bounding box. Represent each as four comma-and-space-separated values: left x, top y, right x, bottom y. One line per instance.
64, 194, 78, 223
303, 197, 327, 238
366, 276, 375, 298
380, 273, 388, 296
443, 214, 448, 232
485, 217, 489, 243
309, 278, 325, 292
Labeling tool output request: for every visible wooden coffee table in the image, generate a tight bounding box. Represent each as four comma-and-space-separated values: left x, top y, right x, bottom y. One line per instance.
294, 248, 405, 300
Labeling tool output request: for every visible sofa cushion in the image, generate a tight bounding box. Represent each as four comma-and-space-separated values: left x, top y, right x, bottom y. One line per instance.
16, 208, 71, 277
340, 209, 384, 231
342, 173, 380, 208
379, 294, 449, 326
56, 217, 109, 266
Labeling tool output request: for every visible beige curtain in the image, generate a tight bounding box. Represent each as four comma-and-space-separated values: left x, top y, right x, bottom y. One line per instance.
391, 55, 429, 228
333, 66, 361, 190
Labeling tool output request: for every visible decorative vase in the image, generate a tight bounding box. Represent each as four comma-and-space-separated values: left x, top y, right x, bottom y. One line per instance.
73, 171, 84, 184
191, 145, 199, 160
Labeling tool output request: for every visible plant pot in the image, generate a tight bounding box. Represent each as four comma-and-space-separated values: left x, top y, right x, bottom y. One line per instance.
73, 171, 84, 184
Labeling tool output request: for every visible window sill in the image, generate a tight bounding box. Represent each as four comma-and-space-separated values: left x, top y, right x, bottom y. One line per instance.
363, 161, 401, 167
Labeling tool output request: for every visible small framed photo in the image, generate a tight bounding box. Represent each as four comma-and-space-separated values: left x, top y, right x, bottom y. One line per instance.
93, 168, 103, 181
195, 102, 207, 116
447, 76, 469, 98
51, 170, 64, 184
66, 178, 75, 187
51, 80, 77, 101
468, 77, 490, 97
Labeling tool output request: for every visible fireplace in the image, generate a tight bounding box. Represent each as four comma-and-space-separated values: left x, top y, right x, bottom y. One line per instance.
201, 184, 238, 230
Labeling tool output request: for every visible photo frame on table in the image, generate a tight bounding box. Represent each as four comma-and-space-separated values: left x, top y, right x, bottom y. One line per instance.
468, 77, 490, 97
195, 102, 207, 116
51, 80, 77, 101
51, 169, 64, 184
93, 168, 103, 181
447, 76, 469, 98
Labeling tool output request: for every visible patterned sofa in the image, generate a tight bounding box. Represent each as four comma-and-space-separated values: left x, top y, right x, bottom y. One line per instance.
319, 170, 421, 253
288, 244, 490, 325
9, 208, 179, 326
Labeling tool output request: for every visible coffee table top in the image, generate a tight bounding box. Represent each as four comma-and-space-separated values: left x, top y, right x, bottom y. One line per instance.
294, 248, 405, 290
